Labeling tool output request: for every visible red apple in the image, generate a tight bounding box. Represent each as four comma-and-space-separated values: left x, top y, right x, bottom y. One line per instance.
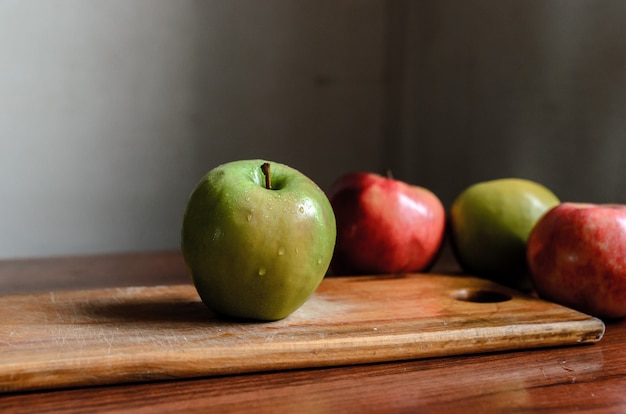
328, 172, 445, 275
527, 202, 626, 319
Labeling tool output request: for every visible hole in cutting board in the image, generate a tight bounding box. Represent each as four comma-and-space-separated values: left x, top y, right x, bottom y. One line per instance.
452, 289, 512, 303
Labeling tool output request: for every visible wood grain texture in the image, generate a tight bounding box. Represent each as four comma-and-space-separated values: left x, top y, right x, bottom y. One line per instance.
0, 273, 604, 393
0, 250, 189, 295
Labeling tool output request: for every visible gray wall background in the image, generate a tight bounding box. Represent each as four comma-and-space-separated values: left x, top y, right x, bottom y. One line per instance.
388, 0, 626, 206
1, 0, 624, 259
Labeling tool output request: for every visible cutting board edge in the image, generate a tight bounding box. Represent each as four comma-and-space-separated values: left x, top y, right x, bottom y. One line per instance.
0, 315, 605, 394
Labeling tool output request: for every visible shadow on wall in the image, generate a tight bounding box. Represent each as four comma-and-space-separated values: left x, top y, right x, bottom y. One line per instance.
387, 0, 626, 206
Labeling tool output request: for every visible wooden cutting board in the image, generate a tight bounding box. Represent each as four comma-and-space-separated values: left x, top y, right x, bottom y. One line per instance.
0, 273, 605, 393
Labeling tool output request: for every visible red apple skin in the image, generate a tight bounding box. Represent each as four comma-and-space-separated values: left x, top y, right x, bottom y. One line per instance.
527, 202, 626, 319
328, 172, 446, 275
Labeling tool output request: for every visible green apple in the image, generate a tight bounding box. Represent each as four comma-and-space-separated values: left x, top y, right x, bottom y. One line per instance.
181, 159, 336, 321
449, 178, 559, 289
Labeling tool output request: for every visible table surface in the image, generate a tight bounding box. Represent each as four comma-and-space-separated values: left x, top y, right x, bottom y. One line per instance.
1, 249, 625, 413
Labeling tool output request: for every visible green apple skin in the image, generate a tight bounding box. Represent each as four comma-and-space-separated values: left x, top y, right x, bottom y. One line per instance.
449, 178, 560, 289
181, 160, 336, 321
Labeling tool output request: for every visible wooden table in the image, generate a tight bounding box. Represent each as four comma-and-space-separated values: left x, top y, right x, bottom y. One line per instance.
0, 250, 625, 413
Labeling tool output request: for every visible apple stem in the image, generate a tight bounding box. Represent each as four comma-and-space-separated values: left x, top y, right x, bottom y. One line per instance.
386, 169, 394, 179
261, 162, 272, 190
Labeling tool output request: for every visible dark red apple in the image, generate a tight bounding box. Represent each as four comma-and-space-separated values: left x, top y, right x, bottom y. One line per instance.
328, 172, 445, 275
527, 202, 626, 319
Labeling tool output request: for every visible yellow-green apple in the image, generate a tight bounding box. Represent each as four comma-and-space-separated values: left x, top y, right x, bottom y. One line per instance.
449, 178, 559, 289
181, 160, 336, 321
527, 202, 626, 319
328, 172, 445, 275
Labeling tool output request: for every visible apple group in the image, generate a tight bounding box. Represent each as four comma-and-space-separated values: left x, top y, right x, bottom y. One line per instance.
329, 174, 626, 320
181, 158, 626, 322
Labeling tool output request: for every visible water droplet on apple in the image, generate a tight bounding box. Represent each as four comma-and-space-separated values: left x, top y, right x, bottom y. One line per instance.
277, 248, 285, 256
298, 206, 305, 214
212, 227, 223, 241
258, 267, 267, 276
